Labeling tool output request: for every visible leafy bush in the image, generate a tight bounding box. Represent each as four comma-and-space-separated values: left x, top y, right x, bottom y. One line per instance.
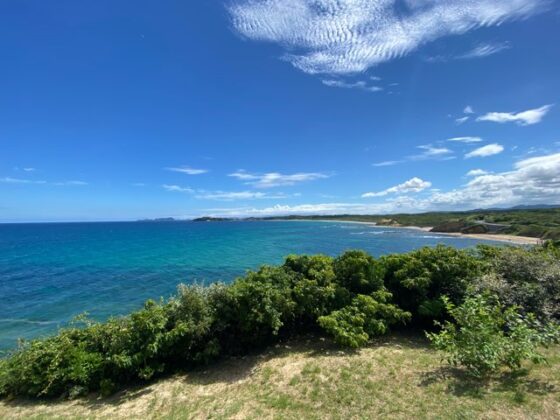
427, 295, 559, 377
318, 290, 411, 348
382, 246, 483, 320
333, 250, 385, 294
473, 246, 560, 322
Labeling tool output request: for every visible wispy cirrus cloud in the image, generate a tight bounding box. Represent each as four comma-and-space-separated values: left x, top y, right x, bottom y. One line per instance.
448, 136, 483, 143
362, 177, 432, 198
412, 145, 453, 160
229, 0, 546, 75
165, 166, 208, 175
1, 177, 87, 186
465, 143, 504, 158
372, 160, 403, 167
195, 191, 294, 201
372, 144, 453, 167
163, 184, 195, 193
322, 79, 382, 92
0, 177, 47, 185
458, 41, 511, 59
162, 183, 297, 201
228, 170, 330, 188
477, 104, 553, 125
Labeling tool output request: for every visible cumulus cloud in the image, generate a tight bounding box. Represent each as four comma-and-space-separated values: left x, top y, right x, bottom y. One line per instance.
463, 106, 474, 114
477, 104, 553, 126
362, 177, 432, 198
429, 152, 560, 208
448, 136, 482, 143
465, 143, 504, 158
458, 41, 511, 59
165, 166, 208, 175
228, 170, 330, 188
229, 0, 545, 74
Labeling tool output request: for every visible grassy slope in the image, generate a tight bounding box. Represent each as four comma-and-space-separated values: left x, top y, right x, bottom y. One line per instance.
264, 208, 560, 240
2, 333, 559, 419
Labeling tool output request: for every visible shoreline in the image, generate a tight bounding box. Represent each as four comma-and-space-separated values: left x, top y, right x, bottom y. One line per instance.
274, 219, 541, 245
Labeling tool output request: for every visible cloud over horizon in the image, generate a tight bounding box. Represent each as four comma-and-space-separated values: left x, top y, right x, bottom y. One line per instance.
228, 170, 330, 188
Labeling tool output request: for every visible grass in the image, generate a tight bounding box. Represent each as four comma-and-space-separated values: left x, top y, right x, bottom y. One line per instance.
1, 332, 559, 419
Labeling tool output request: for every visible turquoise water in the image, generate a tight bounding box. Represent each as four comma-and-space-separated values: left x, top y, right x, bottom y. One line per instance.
0, 221, 501, 350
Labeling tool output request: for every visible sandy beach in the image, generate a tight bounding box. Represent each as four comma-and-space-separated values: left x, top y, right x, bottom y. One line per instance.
285, 219, 542, 246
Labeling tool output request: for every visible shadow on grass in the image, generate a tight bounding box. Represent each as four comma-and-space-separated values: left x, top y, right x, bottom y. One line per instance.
0, 332, 431, 412
420, 366, 557, 400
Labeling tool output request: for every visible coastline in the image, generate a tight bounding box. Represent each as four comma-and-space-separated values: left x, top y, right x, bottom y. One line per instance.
276, 219, 541, 245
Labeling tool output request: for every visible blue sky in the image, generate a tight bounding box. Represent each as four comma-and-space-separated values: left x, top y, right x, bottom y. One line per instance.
1, 0, 559, 222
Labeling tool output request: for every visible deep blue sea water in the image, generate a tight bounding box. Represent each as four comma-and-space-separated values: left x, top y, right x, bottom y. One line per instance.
0, 220, 502, 350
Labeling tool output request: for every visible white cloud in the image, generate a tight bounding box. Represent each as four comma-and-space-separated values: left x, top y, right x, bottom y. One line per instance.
448, 136, 482, 143
372, 160, 402, 167
229, 0, 545, 75
414, 145, 453, 159
429, 152, 560, 208
53, 181, 88, 186
0, 177, 47, 185
322, 79, 382, 92
455, 116, 470, 125
362, 177, 432, 198
163, 184, 194, 193
195, 191, 292, 201
372, 145, 453, 167
458, 42, 511, 59
466, 169, 489, 177
228, 170, 330, 188
0, 177, 87, 186
463, 106, 474, 114
162, 184, 296, 201
23, 167, 36, 172
165, 166, 208, 175
477, 104, 553, 126
204, 152, 560, 217
465, 143, 504, 158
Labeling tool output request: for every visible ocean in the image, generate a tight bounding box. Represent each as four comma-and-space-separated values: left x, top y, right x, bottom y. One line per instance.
0, 220, 502, 350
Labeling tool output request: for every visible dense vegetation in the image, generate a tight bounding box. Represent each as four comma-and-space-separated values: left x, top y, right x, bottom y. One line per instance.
1, 244, 559, 399
262, 207, 560, 240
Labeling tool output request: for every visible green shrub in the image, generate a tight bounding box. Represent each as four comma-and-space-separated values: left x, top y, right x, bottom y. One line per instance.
318, 290, 411, 348
333, 250, 385, 294
382, 246, 483, 320
224, 266, 296, 349
473, 247, 560, 322
283, 254, 345, 320
427, 295, 559, 377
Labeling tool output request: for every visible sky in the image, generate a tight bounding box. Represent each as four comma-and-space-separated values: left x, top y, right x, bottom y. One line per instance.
1, 0, 560, 222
